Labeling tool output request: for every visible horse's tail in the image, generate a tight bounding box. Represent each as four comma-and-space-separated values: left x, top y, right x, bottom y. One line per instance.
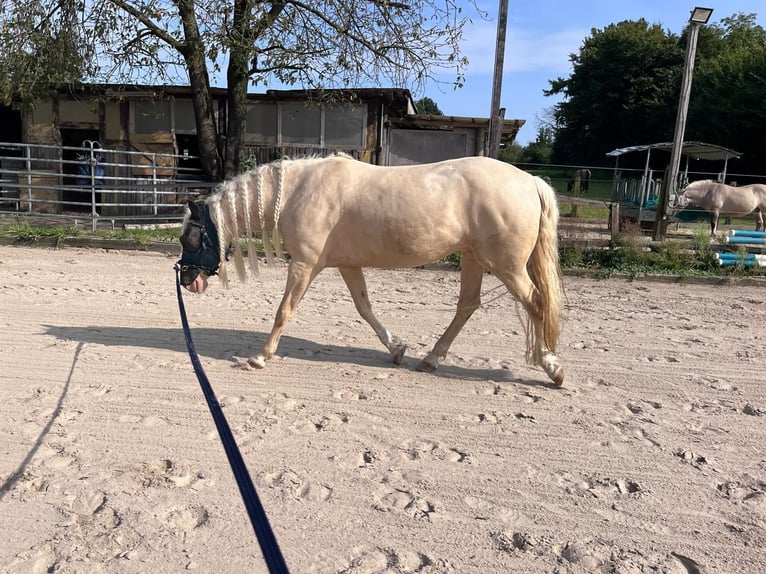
526, 177, 563, 362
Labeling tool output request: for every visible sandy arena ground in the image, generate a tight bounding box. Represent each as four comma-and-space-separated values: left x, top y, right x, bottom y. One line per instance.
0, 244, 765, 573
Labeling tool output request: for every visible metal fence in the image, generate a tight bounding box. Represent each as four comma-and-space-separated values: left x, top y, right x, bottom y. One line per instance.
0, 141, 214, 230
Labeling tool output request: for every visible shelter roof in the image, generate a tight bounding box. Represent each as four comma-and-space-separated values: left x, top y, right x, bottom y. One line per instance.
606, 141, 742, 162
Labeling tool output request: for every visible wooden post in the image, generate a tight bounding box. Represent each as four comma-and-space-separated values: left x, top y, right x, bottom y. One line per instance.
487, 0, 509, 158
653, 16, 704, 241
610, 203, 620, 240
571, 176, 580, 218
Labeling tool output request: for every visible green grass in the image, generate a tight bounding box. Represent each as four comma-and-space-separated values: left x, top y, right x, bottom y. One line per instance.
560, 226, 765, 278
0, 219, 183, 245
1, 220, 80, 246
1, 219, 763, 278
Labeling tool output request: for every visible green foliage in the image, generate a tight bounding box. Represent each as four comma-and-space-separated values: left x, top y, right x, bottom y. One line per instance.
0, 1, 88, 106
546, 13, 766, 175
547, 19, 683, 164
560, 230, 763, 278
2, 220, 80, 246
688, 13, 766, 175
242, 155, 258, 171
415, 97, 444, 115
520, 126, 555, 164
501, 126, 555, 164
1, 219, 762, 278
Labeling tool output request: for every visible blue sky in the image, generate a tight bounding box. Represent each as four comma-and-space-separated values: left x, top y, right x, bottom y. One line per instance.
429, 1, 765, 144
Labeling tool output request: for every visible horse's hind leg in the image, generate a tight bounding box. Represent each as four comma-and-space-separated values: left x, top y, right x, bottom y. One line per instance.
417, 250, 484, 372
494, 268, 564, 386
338, 266, 407, 364
248, 260, 319, 369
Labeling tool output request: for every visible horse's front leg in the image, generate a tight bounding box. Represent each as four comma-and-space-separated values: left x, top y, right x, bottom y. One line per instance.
755, 210, 764, 232
338, 267, 407, 364
710, 212, 719, 236
418, 251, 484, 372
248, 260, 319, 369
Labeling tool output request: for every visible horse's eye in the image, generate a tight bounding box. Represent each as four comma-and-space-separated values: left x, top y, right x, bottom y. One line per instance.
181, 226, 202, 251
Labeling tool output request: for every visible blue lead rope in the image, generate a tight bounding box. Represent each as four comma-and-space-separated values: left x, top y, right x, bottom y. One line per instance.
174, 265, 290, 574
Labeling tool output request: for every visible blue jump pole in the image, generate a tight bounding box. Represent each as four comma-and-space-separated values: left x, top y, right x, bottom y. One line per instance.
723, 235, 766, 245
715, 253, 766, 267
716, 253, 766, 260
729, 229, 766, 238
717, 259, 766, 267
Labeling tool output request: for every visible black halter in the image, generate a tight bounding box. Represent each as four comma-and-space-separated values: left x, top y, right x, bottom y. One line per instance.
177, 202, 222, 286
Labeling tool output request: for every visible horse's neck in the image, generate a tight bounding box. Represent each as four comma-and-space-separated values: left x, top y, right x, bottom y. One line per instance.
212, 162, 289, 243
252, 163, 286, 231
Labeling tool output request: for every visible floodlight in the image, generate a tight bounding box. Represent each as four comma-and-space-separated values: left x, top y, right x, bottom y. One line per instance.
690, 7, 713, 24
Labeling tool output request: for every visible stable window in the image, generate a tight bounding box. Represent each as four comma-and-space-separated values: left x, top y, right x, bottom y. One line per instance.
325, 104, 365, 147
246, 101, 366, 148
246, 102, 278, 145
174, 99, 197, 133
280, 104, 321, 145
131, 99, 202, 134
132, 100, 172, 134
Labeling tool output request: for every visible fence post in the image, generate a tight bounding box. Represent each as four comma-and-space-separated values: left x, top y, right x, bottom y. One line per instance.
152, 153, 158, 216
610, 203, 620, 240
24, 146, 32, 214
90, 146, 98, 232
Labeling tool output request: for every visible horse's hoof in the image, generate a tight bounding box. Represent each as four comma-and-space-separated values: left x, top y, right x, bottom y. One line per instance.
247, 355, 267, 369
392, 344, 407, 365
549, 366, 565, 386
416, 359, 437, 373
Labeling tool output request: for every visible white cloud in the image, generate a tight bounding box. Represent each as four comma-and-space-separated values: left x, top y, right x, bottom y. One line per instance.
459, 20, 586, 75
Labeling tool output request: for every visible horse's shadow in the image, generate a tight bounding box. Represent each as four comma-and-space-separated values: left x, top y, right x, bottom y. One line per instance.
42, 324, 553, 387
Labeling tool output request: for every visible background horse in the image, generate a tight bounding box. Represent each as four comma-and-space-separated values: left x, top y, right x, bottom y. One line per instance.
678, 179, 766, 235
178, 154, 565, 385
567, 168, 591, 194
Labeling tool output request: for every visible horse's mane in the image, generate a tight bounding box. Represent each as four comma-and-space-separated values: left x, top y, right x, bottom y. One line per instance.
686, 179, 717, 187
206, 153, 353, 287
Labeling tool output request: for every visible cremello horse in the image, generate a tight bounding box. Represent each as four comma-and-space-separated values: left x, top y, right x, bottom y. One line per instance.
178, 154, 565, 385
679, 179, 766, 235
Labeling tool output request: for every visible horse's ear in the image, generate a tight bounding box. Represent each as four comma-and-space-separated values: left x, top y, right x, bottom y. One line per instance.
187, 200, 203, 221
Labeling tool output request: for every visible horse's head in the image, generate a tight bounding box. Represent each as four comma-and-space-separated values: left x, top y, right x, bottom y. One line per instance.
675, 184, 694, 208
177, 200, 221, 292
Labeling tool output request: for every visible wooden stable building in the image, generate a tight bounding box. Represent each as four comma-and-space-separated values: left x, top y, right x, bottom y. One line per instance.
0, 84, 525, 215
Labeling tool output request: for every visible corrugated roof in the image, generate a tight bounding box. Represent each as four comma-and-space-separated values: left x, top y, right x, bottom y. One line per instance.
606, 141, 742, 161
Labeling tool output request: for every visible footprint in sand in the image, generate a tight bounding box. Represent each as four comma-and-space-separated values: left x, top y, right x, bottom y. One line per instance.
156, 504, 210, 531
117, 414, 170, 428
371, 483, 436, 521
464, 495, 529, 526
137, 459, 207, 489
338, 546, 437, 574
264, 469, 333, 502
607, 415, 662, 448
717, 476, 766, 528
332, 386, 371, 401
545, 468, 644, 501
399, 438, 472, 464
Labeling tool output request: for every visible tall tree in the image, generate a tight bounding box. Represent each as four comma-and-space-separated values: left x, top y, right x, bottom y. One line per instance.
3, 0, 477, 180
415, 96, 444, 115
0, 1, 87, 106
546, 13, 766, 176
688, 13, 766, 176
545, 19, 684, 166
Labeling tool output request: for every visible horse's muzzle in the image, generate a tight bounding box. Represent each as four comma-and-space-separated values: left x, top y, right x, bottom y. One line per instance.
179, 264, 202, 287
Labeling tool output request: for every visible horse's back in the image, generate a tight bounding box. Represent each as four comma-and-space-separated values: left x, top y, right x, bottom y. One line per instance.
684, 180, 760, 213
281, 156, 546, 268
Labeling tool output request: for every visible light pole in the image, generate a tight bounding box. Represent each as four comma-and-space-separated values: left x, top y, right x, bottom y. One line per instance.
653, 6, 713, 241
487, 0, 509, 158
